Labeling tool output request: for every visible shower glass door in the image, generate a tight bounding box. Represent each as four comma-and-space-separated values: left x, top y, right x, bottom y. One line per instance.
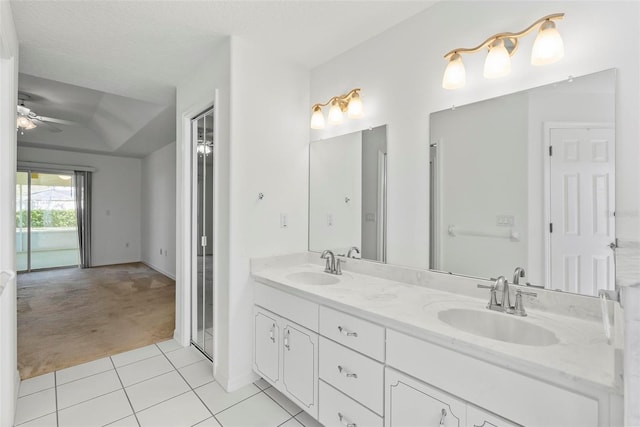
191, 108, 214, 359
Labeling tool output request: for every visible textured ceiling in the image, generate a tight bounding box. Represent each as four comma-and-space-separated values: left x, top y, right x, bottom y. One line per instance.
10, 0, 436, 157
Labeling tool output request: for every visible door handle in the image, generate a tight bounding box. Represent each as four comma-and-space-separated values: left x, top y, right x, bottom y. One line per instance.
608, 242, 617, 250
269, 323, 275, 343
283, 329, 290, 350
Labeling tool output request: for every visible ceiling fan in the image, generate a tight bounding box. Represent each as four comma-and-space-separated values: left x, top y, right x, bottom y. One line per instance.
16, 93, 78, 134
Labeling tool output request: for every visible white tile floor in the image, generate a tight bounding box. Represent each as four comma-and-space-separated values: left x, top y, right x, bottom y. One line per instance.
14, 340, 324, 427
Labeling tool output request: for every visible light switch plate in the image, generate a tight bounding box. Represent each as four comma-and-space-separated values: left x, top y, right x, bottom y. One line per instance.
496, 215, 515, 226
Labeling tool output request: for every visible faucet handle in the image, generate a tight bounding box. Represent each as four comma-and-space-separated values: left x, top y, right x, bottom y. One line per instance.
335, 258, 343, 275
477, 284, 500, 310
477, 284, 495, 290
513, 289, 537, 316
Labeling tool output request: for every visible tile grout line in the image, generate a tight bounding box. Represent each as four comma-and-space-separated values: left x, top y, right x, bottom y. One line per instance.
157, 344, 228, 427
109, 356, 142, 427
262, 388, 305, 419
54, 371, 59, 427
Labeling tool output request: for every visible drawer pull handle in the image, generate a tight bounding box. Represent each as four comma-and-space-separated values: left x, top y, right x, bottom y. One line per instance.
337, 365, 358, 378
439, 408, 447, 427
269, 324, 276, 343
338, 412, 356, 427
284, 329, 291, 350
338, 326, 358, 337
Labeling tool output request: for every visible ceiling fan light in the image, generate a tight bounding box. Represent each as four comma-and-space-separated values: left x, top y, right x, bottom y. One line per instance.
531, 20, 565, 65
442, 53, 466, 89
24, 119, 37, 130
483, 39, 512, 79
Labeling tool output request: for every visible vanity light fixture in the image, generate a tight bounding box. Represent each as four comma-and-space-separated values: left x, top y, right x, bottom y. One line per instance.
442, 13, 565, 89
310, 88, 363, 129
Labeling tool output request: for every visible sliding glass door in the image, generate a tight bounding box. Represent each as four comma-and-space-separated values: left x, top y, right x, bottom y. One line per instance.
16, 171, 80, 271
191, 108, 214, 359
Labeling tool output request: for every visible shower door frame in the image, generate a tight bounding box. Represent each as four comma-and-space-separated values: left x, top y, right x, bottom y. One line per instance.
190, 106, 215, 360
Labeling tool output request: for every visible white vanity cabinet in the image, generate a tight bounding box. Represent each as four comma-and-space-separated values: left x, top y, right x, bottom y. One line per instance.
253, 284, 320, 418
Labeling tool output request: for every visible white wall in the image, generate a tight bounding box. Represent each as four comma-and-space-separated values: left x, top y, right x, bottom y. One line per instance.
310, 1, 640, 270
176, 36, 309, 390
0, 1, 19, 424
17, 147, 142, 266
226, 37, 309, 389
141, 141, 176, 278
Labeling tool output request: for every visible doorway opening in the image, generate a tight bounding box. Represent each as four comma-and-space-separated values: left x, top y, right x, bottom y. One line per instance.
191, 107, 214, 360
16, 170, 80, 271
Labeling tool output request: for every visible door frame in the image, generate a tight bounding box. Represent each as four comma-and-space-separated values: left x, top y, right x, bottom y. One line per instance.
542, 121, 615, 290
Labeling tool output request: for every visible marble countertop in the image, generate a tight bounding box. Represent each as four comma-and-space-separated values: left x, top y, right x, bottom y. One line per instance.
251, 257, 622, 395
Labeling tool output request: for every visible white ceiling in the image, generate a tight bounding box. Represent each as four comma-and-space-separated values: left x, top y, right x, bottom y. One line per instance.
10, 0, 436, 157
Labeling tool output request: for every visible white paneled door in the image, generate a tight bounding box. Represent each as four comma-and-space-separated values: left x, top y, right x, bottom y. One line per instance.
549, 126, 615, 296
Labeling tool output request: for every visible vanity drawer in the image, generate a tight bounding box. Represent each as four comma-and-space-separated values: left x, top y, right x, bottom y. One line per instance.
319, 306, 385, 361
254, 281, 319, 332
319, 380, 383, 427
319, 337, 384, 415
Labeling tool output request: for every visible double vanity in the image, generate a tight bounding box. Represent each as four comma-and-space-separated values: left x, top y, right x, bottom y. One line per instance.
251, 253, 623, 427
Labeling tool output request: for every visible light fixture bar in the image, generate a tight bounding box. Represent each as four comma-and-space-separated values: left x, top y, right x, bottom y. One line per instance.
443, 13, 564, 60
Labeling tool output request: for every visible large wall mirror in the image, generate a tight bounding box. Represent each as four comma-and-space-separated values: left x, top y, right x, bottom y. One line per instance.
430, 69, 616, 297
309, 125, 387, 262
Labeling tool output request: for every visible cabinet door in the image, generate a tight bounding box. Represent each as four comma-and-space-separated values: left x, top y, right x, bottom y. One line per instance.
253, 307, 280, 385
386, 368, 465, 427
282, 321, 319, 418
467, 405, 520, 427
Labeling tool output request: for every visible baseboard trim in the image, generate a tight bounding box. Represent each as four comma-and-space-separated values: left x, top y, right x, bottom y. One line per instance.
215, 370, 259, 393
141, 261, 176, 280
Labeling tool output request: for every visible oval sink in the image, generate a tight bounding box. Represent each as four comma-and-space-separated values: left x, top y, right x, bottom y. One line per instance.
286, 271, 340, 286
438, 308, 559, 346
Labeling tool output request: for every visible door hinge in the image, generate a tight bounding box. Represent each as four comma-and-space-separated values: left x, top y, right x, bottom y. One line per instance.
549, 223, 553, 233
549, 146, 553, 156
201, 235, 207, 247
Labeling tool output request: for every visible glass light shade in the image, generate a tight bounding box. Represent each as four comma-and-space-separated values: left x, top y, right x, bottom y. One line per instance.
197, 144, 212, 155
531, 20, 564, 66
442, 53, 466, 90
327, 101, 344, 125
483, 39, 511, 79
16, 116, 36, 129
310, 106, 325, 129
347, 92, 364, 118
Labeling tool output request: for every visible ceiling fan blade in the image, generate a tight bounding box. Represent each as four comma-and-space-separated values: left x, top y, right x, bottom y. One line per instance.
32, 118, 62, 133
34, 115, 78, 126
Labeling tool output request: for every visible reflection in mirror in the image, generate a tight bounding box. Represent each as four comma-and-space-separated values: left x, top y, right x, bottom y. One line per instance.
309, 125, 387, 262
430, 69, 616, 297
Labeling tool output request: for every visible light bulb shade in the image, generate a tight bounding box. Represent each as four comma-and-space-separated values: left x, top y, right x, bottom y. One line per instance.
327, 101, 344, 125
483, 39, 511, 79
531, 20, 564, 65
442, 53, 466, 89
17, 115, 36, 130
347, 92, 364, 118
310, 106, 325, 129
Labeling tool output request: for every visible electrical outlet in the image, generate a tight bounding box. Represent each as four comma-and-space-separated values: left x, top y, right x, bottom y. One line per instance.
280, 213, 288, 228
327, 213, 333, 226
496, 215, 515, 226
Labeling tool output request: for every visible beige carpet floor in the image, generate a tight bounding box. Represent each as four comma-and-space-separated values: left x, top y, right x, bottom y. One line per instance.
17, 262, 175, 379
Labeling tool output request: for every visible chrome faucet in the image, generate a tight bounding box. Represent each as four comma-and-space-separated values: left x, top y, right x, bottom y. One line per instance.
478, 276, 538, 316
346, 246, 360, 259
320, 250, 342, 275
477, 276, 513, 313
512, 267, 525, 285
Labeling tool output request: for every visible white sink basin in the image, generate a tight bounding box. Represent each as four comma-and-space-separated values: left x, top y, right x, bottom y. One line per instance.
438, 308, 559, 346
286, 271, 340, 286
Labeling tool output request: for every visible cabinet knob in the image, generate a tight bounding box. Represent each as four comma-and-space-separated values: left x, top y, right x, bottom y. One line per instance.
338, 326, 358, 337
439, 408, 447, 427
337, 365, 358, 378
338, 412, 357, 427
